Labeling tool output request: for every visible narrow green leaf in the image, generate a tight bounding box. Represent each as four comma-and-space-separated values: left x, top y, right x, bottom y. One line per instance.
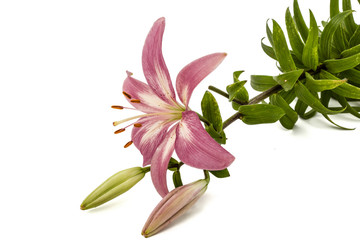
295, 99, 309, 117
348, 26, 360, 47
305, 72, 346, 92
293, 0, 309, 42
333, 83, 360, 99
320, 91, 354, 130
210, 169, 230, 178
273, 69, 304, 91
332, 93, 360, 118
266, 19, 274, 46
324, 52, 360, 73
238, 104, 285, 125
338, 69, 360, 85
302, 10, 319, 71
172, 171, 183, 188
279, 88, 297, 104
205, 124, 226, 145
261, 38, 277, 60
233, 71, 244, 81
330, 0, 340, 18
201, 91, 223, 131
285, 7, 304, 60
294, 82, 345, 114
250, 75, 278, 91
342, 0, 357, 34
320, 10, 353, 60
226, 81, 247, 102
341, 44, 360, 58
270, 94, 298, 129
272, 20, 297, 72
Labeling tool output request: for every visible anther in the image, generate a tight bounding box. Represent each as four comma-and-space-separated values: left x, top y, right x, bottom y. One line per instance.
114, 128, 125, 134
134, 123, 142, 127
130, 99, 141, 103
124, 141, 133, 148
122, 91, 132, 99
111, 105, 124, 110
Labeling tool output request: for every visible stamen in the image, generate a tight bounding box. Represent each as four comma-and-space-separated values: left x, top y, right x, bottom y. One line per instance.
114, 128, 125, 134
124, 141, 133, 148
134, 123, 142, 127
130, 99, 141, 103
111, 105, 124, 110
123, 91, 132, 99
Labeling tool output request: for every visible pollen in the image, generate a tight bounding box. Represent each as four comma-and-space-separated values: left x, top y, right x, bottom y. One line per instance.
111, 105, 124, 110
122, 91, 132, 99
114, 128, 125, 134
124, 140, 133, 148
134, 123, 142, 127
130, 99, 141, 103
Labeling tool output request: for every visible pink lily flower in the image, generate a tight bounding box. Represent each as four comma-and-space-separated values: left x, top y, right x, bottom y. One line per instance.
113, 17, 235, 197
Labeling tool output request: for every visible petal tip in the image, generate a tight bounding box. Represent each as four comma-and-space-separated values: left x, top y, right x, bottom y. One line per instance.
126, 71, 133, 77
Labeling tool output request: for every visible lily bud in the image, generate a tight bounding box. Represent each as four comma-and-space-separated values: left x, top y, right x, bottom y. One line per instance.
141, 178, 209, 238
80, 167, 148, 210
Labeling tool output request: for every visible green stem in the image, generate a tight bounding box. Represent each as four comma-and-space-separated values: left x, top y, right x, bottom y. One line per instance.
208, 86, 246, 105
222, 85, 283, 129
197, 112, 211, 126
203, 170, 210, 183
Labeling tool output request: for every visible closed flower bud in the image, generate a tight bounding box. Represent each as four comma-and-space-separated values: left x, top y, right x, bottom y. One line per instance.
141, 178, 209, 238
80, 167, 148, 210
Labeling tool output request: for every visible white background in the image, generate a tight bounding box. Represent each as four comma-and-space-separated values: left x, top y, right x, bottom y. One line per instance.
1, 0, 360, 239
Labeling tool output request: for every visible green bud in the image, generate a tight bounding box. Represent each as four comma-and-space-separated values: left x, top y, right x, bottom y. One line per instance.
80, 167, 147, 210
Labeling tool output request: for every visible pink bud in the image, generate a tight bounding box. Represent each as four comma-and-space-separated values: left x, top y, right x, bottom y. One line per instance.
141, 179, 209, 238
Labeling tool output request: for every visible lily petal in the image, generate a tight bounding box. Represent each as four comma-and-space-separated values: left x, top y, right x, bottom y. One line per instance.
123, 71, 175, 113
142, 17, 177, 105
175, 111, 235, 170
176, 53, 227, 107
150, 125, 178, 197
132, 115, 175, 166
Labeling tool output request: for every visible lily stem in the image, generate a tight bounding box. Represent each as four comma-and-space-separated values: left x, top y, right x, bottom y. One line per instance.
209, 84, 283, 130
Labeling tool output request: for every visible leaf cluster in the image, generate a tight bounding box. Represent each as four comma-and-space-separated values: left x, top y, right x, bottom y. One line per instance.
250, 0, 360, 129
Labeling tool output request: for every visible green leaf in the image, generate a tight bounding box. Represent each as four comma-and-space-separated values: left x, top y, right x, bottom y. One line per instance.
279, 88, 297, 104
295, 99, 310, 118
341, 44, 360, 58
210, 169, 230, 178
266, 19, 274, 46
332, 93, 360, 118
272, 19, 297, 72
201, 91, 223, 131
324, 52, 360, 73
250, 75, 278, 91
270, 94, 298, 129
338, 69, 360, 85
261, 38, 277, 60
285, 7, 304, 60
273, 69, 304, 91
320, 10, 353, 60
233, 71, 244, 81
342, 0, 357, 34
333, 83, 360, 99
293, 0, 309, 42
172, 171, 183, 188
205, 124, 227, 144
238, 104, 285, 125
305, 72, 346, 92
330, 0, 340, 18
302, 10, 319, 71
294, 82, 345, 114
348, 26, 360, 47
226, 81, 247, 102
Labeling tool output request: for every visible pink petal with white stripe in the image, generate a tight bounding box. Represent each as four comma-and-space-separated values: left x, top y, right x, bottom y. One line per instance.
150, 125, 178, 197
176, 53, 227, 107
142, 17, 176, 105
123, 72, 175, 113
175, 111, 235, 170
132, 116, 176, 166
